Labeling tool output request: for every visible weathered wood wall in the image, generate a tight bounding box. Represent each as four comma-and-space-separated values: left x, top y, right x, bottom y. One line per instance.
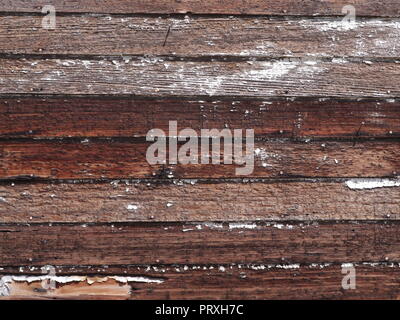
0, 0, 399, 299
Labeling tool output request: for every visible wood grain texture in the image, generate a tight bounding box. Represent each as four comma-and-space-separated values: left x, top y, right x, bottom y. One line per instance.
0, 0, 399, 16
2, 16, 400, 57
1, 180, 399, 223
0, 222, 399, 266
1, 58, 399, 97
2, 0, 400, 301
2, 264, 400, 299
1, 97, 399, 139
1, 139, 398, 179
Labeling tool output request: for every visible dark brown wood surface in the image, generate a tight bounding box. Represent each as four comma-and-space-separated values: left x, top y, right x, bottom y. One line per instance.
1, 222, 399, 266
2, 264, 400, 299
1, 97, 399, 138
1, 0, 400, 300
1, 139, 398, 179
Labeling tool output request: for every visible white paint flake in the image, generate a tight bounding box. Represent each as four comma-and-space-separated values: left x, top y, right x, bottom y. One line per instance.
246, 61, 298, 79
267, 223, 295, 230
0, 275, 164, 295
126, 204, 138, 211
345, 179, 400, 190
109, 276, 164, 284
341, 263, 354, 268
301, 20, 357, 31
199, 223, 224, 229
275, 264, 300, 269
228, 223, 258, 230
332, 58, 349, 64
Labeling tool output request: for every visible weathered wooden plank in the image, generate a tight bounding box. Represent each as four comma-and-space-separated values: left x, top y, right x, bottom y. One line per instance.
2, 264, 400, 299
1, 97, 399, 139
1, 16, 399, 57
0, 222, 399, 266
1, 140, 398, 179
0, 0, 398, 16
1, 58, 399, 97
1, 180, 399, 222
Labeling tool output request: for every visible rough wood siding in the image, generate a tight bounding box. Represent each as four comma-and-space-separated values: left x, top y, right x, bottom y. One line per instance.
1, 98, 399, 138
1, 180, 400, 222
1, 140, 398, 179
3, 265, 400, 300
2, 222, 400, 265
2, 58, 400, 97
0, 0, 399, 299
2, 16, 400, 58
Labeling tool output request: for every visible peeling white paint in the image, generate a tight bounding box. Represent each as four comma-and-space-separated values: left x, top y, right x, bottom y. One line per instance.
0, 274, 164, 295
267, 223, 295, 230
275, 264, 300, 269
345, 179, 400, 190
362, 262, 400, 267
0, 277, 11, 296
309, 263, 332, 269
300, 20, 357, 31
109, 276, 164, 284
3, 275, 86, 284
228, 223, 258, 230
246, 61, 298, 79
197, 222, 224, 229
3, 260, 398, 295
193, 222, 296, 231
126, 204, 138, 211
341, 263, 354, 268
248, 263, 300, 270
